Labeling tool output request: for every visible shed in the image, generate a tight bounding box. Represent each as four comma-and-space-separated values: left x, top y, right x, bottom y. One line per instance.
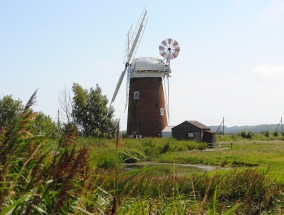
172, 120, 216, 144
203, 130, 216, 144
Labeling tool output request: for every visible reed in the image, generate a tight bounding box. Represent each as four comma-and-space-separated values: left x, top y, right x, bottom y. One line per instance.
0, 91, 91, 214
1, 91, 284, 214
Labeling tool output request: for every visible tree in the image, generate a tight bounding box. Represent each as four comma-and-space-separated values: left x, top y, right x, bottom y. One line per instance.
0, 94, 57, 137
58, 87, 73, 124
0, 95, 23, 128
72, 83, 116, 137
33, 112, 57, 138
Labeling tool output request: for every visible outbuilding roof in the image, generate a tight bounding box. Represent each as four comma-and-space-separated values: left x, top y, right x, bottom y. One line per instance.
185, 120, 210, 129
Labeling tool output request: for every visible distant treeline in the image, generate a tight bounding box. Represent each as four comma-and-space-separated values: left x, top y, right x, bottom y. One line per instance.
210, 124, 283, 134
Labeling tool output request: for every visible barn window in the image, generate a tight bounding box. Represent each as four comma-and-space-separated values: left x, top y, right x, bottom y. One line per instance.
134, 91, 139, 99
160, 108, 164, 116
188, 133, 194, 138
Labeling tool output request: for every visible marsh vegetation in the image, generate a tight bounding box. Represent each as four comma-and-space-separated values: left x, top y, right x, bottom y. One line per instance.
1, 92, 284, 214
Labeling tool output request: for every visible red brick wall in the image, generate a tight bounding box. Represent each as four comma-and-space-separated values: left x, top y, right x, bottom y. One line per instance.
127, 77, 168, 137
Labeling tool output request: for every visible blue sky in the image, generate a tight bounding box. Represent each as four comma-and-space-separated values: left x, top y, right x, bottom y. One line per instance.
1, 0, 284, 129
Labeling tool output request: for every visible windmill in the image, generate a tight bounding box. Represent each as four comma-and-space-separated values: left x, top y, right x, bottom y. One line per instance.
110, 10, 180, 137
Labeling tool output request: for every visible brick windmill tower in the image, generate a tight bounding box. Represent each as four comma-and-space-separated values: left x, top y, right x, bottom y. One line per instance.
110, 10, 180, 137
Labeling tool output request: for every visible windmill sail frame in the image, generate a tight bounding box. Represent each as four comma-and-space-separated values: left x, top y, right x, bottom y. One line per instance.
110, 9, 148, 108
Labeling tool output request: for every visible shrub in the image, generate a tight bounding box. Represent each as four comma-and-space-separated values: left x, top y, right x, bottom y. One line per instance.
264, 130, 270, 137
273, 131, 279, 137
160, 142, 170, 154
240, 131, 254, 138
246, 131, 254, 138
240, 131, 247, 138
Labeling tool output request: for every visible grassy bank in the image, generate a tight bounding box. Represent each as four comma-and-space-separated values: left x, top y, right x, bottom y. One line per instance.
158, 139, 284, 182
80, 136, 284, 181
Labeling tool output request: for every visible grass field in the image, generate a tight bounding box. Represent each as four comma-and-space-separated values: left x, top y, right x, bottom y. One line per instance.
2, 118, 284, 214
82, 136, 284, 181
80, 135, 284, 214
158, 140, 284, 181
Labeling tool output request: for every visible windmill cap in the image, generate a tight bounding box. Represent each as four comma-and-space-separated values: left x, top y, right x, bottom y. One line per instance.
131, 57, 170, 72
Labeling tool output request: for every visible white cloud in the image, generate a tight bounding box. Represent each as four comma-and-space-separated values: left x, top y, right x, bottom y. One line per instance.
263, 0, 284, 24
253, 64, 284, 78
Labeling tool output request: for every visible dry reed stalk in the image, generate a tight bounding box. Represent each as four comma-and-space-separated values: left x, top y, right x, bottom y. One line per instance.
53, 148, 87, 213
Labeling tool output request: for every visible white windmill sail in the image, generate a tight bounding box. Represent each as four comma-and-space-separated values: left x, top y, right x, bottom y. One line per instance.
110, 9, 148, 108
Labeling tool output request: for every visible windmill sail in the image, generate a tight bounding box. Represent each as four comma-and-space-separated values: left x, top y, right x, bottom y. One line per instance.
110, 66, 128, 105
110, 9, 148, 107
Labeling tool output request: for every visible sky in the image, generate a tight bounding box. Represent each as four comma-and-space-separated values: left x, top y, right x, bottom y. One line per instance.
1, 0, 284, 129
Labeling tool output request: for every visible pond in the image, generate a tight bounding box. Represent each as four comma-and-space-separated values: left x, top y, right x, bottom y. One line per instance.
123, 162, 222, 176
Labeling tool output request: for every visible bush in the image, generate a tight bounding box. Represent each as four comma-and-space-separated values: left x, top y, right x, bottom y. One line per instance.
264, 130, 270, 137
240, 131, 254, 138
246, 131, 254, 138
273, 131, 279, 137
160, 142, 170, 154
240, 131, 246, 138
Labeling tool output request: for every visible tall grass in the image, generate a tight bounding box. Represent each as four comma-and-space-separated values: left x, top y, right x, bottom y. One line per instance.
0, 91, 96, 214
94, 168, 279, 214
1, 92, 284, 213
82, 137, 207, 165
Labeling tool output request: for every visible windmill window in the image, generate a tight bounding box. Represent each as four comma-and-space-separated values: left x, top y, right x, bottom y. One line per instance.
160, 108, 164, 116
134, 91, 139, 99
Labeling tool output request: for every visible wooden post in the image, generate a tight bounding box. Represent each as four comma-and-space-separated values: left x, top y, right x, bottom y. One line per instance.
281, 117, 283, 134
57, 109, 60, 136
223, 117, 225, 136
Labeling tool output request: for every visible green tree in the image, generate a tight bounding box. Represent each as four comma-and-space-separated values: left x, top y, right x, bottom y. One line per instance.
0, 95, 23, 128
33, 112, 57, 138
0, 94, 57, 137
72, 83, 116, 137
